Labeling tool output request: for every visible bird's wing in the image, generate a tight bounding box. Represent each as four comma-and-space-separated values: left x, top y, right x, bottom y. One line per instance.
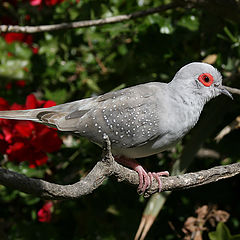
66, 83, 166, 148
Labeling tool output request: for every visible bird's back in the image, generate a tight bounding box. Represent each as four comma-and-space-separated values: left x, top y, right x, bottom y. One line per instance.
68, 82, 170, 152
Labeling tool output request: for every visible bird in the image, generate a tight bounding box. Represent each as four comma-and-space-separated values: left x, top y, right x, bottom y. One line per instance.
0, 62, 232, 193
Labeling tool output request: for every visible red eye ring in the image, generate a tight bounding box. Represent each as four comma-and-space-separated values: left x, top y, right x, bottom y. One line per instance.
198, 73, 214, 87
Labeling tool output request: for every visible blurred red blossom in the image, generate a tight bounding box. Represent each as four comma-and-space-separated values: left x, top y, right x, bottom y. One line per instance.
7, 52, 13, 57
29, 0, 64, 6
32, 46, 39, 54
0, 94, 62, 168
37, 201, 53, 222
5, 83, 12, 91
29, 0, 41, 6
16, 80, 26, 88
2, 33, 39, 54
5, 80, 26, 91
4, 32, 33, 45
25, 14, 31, 21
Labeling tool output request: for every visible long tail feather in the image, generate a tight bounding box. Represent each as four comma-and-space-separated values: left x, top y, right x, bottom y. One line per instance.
0, 109, 43, 122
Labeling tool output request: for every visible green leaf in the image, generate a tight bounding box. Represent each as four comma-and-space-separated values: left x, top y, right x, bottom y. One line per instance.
0, 39, 32, 80
45, 88, 68, 104
69, 8, 81, 20
224, 26, 238, 43
147, 15, 174, 34
117, 44, 128, 55
110, 83, 126, 92
178, 15, 199, 31
5, 162, 45, 178
0, 60, 30, 79
59, 60, 76, 73
208, 222, 232, 240
9, 42, 32, 59
85, 78, 101, 93
39, 33, 59, 58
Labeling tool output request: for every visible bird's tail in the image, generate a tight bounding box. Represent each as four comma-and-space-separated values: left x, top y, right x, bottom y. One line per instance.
0, 109, 44, 123
0, 108, 78, 131
0, 98, 95, 131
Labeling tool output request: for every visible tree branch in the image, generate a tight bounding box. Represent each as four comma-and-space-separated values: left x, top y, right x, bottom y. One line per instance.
0, 135, 239, 199
0, 2, 180, 33
1, 0, 240, 34
224, 86, 240, 96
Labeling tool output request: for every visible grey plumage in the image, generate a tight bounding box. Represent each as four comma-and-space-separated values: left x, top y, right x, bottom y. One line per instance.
0, 62, 232, 159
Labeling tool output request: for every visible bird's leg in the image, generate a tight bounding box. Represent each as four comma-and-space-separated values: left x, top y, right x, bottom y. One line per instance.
115, 157, 151, 193
115, 157, 169, 193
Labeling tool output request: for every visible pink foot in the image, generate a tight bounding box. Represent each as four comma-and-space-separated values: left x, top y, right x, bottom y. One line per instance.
134, 165, 151, 193
148, 171, 169, 192
115, 157, 169, 194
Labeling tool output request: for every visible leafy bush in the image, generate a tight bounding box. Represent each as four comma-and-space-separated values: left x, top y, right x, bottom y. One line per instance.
0, 0, 240, 239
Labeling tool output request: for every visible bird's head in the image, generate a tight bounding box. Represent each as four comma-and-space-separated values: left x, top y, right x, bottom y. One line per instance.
171, 62, 233, 103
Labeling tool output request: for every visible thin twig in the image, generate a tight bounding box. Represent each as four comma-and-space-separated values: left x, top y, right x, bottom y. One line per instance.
0, 2, 181, 33
215, 115, 240, 142
224, 86, 240, 96
87, 38, 108, 74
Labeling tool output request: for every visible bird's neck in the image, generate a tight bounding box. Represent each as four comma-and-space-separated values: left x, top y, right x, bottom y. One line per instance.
167, 84, 206, 134
168, 81, 208, 110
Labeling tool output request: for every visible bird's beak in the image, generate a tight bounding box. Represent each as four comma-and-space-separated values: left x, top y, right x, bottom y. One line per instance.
217, 86, 233, 100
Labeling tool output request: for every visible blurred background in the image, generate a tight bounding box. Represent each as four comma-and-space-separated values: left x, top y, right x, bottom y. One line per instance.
0, 0, 240, 239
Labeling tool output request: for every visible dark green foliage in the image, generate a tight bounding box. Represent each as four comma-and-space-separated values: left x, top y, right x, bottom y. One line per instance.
0, 0, 240, 239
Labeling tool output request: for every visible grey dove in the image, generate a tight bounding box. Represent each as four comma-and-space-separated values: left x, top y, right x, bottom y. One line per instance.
0, 62, 232, 193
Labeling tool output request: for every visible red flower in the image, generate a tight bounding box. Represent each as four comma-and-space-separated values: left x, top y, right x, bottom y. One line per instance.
5, 80, 26, 90
29, 0, 42, 5
14, 121, 35, 138
37, 201, 53, 222
45, 0, 62, 5
29, 151, 48, 168
2, 32, 38, 54
2, 126, 14, 143
7, 52, 13, 57
32, 124, 62, 152
5, 83, 12, 91
43, 100, 56, 108
4, 33, 33, 45
0, 98, 9, 110
32, 46, 39, 54
29, 0, 64, 6
6, 142, 27, 162
0, 134, 8, 154
0, 98, 10, 126
25, 15, 31, 21
16, 80, 26, 88
10, 103, 24, 110
26, 94, 38, 109
0, 94, 62, 167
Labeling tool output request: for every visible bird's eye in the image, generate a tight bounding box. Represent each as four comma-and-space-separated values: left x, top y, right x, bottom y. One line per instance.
198, 73, 214, 87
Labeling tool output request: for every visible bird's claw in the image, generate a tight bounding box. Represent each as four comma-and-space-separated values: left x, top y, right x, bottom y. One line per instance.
135, 166, 169, 194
